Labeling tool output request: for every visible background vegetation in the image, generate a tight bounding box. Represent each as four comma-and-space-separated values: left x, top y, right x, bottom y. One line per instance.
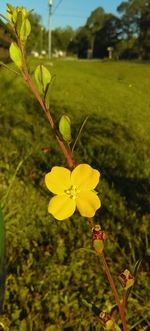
1, 0, 150, 61
0, 58, 150, 330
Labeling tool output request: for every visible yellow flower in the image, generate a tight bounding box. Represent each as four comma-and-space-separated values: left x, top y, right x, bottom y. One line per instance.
45, 163, 101, 220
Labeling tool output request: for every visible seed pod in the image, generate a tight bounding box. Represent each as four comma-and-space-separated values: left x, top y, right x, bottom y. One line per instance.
92, 224, 105, 254
118, 269, 134, 290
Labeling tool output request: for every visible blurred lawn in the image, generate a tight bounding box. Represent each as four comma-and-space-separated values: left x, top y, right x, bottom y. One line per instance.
0, 59, 150, 330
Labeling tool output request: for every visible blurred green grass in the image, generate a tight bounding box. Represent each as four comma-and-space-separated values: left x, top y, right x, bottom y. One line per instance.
0, 59, 150, 330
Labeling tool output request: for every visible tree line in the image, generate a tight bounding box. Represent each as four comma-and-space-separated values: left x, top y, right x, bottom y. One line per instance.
68, 0, 150, 60
0, 0, 150, 61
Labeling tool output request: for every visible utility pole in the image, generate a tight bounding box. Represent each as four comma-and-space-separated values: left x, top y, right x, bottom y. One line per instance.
48, 0, 53, 59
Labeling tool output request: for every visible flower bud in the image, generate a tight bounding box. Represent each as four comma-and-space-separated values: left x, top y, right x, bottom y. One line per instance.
59, 115, 72, 143
92, 224, 105, 254
118, 269, 134, 290
99, 312, 114, 330
91, 303, 121, 330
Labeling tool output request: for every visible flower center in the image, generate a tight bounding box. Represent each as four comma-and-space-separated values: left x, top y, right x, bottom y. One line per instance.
64, 185, 80, 199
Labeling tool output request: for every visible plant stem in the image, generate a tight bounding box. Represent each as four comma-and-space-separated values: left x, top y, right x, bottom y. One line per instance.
18, 40, 74, 170
99, 253, 128, 331
16, 34, 128, 331
122, 290, 127, 309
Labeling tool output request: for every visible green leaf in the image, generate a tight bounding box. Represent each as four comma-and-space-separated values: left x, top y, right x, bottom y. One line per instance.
9, 42, 22, 69
0, 208, 5, 314
12, 7, 18, 23
16, 11, 31, 42
16, 11, 23, 35
34, 65, 51, 94
22, 18, 31, 40
44, 82, 51, 109
59, 115, 72, 143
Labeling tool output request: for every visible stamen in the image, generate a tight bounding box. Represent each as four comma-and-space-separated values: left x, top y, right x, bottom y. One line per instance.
64, 185, 80, 199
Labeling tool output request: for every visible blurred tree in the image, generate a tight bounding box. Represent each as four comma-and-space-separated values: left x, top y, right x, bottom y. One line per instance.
85, 7, 106, 34
52, 26, 75, 52
68, 7, 109, 58
85, 7, 107, 55
68, 27, 91, 58
69, 7, 121, 59
93, 14, 121, 58
115, 37, 139, 59
117, 0, 150, 59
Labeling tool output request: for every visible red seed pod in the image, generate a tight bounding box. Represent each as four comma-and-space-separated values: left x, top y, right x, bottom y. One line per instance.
99, 312, 114, 330
92, 225, 106, 240
99, 311, 111, 324
118, 269, 134, 289
92, 225, 105, 254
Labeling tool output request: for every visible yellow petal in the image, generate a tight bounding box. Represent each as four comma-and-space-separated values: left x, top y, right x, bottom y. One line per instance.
71, 164, 100, 191
76, 191, 101, 217
45, 166, 71, 194
48, 195, 76, 220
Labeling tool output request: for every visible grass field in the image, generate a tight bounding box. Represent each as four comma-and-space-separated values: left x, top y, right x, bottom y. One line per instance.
0, 59, 150, 330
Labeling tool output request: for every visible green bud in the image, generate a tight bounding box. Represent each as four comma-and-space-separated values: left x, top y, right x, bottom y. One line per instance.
9, 42, 22, 69
7, 4, 14, 21
59, 115, 72, 143
93, 239, 104, 254
34, 65, 51, 94
7, 5, 31, 42
7, 5, 26, 23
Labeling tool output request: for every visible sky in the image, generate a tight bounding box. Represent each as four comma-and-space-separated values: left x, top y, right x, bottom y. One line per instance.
0, 0, 122, 29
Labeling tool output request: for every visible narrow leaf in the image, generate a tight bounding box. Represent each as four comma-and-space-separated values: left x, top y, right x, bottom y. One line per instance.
0, 61, 20, 75
133, 258, 143, 277
72, 116, 89, 152
0, 13, 10, 23
125, 258, 143, 303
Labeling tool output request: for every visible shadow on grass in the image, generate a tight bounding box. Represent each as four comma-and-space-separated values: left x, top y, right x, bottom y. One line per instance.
75, 115, 150, 216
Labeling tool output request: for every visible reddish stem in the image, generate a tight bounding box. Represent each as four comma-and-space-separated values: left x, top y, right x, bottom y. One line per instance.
122, 290, 127, 309
88, 217, 95, 230
19, 40, 74, 170
99, 253, 128, 331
